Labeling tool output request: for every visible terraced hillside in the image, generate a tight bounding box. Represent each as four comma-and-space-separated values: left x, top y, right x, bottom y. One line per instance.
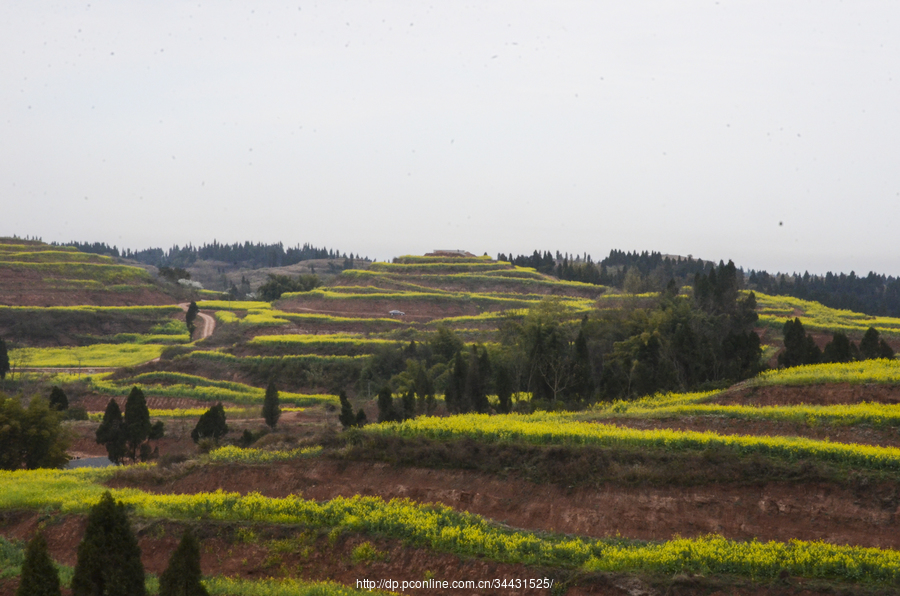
5, 253, 900, 595
0, 238, 179, 306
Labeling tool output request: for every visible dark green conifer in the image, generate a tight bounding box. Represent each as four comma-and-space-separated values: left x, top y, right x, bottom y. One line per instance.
71, 491, 146, 596
494, 365, 513, 414
859, 327, 883, 360
158, 530, 209, 596
0, 338, 9, 381
123, 386, 151, 463
355, 408, 367, 426
823, 332, 854, 364
185, 301, 199, 339
401, 389, 416, 420
262, 381, 280, 430
95, 399, 127, 465
16, 532, 60, 596
338, 390, 356, 428
376, 386, 395, 423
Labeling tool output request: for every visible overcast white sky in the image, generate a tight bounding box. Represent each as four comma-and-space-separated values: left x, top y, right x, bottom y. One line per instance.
2, 1, 899, 275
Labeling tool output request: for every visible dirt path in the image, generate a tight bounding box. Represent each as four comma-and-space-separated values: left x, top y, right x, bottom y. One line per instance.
179, 303, 216, 339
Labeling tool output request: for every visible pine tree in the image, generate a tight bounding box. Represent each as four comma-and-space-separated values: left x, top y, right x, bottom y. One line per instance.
859, 327, 882, 360
72, 491, 146, 596
0, 338, 9, 381
123, 386, 151, 462
376, 386, 395, 423
262, 381, 280, 430
401, 390, 416, 421
17, 532, 60, 596
494, 364, 513, 414
158, 530, 209, 596
338, 390, 356, 428
96, 399, 127, 464
48, 386, 68, 411
191, 404, 228, 443
185, 301, 199, 339
778, 318, 820, 367
823, 332, 854, 364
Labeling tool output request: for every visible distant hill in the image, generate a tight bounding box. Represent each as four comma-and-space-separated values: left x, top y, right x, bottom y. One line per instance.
0, 238, 181, 306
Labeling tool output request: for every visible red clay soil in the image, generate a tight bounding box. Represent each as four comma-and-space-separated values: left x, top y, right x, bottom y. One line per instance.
0, 267, 176, 307
107, 459, 900, 551
715, 383, 900, 406
600, 417, 900, 449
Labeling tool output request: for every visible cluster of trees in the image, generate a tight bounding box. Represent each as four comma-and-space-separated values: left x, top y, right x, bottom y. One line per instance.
778, 320, 895, 367
0, 392, 69, 470
190, 382, 281, 445
157, 266, 191, 283
593, 263, 762, 398
498, 249, 716, 290
64, 240, 360, 270
343, 261, 762, 420
749, 269, 900, 318
17, 491, 208, 596
95, 387, 164, 464
256, 274, 321, 301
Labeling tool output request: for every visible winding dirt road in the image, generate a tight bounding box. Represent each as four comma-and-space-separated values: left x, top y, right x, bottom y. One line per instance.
179, 303, 216, 340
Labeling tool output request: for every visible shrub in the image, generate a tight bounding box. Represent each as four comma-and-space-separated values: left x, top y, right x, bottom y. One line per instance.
191, 404, 228, 444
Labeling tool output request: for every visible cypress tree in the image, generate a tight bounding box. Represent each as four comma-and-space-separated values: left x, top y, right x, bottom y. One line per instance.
859, 327, 882, 360
0, 338, 9, 381
48, 386, 68, 411
17, 532, 60, 596
123, 386, 151, 463
401, 390, 416, 420
823, 332, 854, 364
185, 301, 199, 339
72, 491, 146, 596
494, 365, 513, 414
262, 381, 280, 430
376, 386, 395, 423
159, 530, 209, 596
338, 390, 356, 428
96, 399, 127, 465
355, 408, 367, 426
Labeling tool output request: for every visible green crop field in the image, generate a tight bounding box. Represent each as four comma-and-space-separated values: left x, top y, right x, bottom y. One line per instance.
755, 292, 900, 337
8, 344, 165, 367
750, 358, 900, 386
